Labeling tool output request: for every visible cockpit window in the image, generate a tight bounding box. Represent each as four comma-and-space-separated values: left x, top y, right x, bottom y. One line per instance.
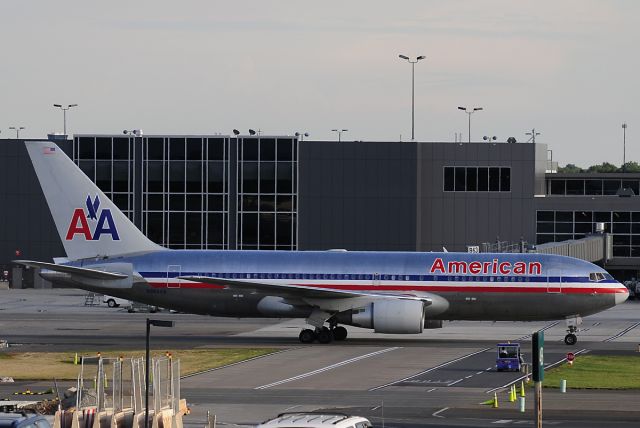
589, 272, 606, 282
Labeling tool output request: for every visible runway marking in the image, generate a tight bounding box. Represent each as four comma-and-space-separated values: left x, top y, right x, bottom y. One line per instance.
369, 347, 491, 391
476, 371, 485, 375
448, 378, 464, 386
485, 348, 588, 393
370, 405, 381, 411
465, 374, 474, 379
181, 348, 293, 379
492, 420, 513, 424
427, 388, 437, 392
516, 321, 560, 340
255, 347, 400, 389
432, 407, 448, 418
283, 405, 301, 411
603, 321, 640, 342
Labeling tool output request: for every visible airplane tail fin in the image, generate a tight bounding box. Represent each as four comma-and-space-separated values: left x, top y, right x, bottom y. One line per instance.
25, 141, 163, 260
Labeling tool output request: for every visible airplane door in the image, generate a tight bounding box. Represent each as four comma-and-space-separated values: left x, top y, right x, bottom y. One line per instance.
373, 273, 380, 286
547, 268, 562, 293
167, 265, 181, 288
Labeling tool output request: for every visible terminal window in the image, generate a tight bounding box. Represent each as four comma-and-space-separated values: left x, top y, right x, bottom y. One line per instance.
546, 178, 640, 196
443, 167, 510, 192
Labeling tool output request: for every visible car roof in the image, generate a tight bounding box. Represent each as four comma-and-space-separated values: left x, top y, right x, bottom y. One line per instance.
259, 413, 369, 427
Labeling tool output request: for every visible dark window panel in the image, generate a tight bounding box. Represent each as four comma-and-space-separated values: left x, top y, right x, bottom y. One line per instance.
612, 223, 631, 233
79, 160, 95, 180
95, 137, 112, 159
207, 213, 224, 244
169, 194, 184, 211
500, 167, 511, 192
95, 161, 111, 192
187, 138, 203, 160
550, 180, 565, 195
277, 162, 293, 193
488, 167, 500, 191
242, 139, 258, 161
594, 211, 611, 222
241, 162, 258, 193
566, 180, 584, 195
632, 223, 640, 234
112, 193, 129, 211
78, 137, 95, 159
260, 195, 276, 211
185, 213, 202, 246
613, 234, 631, 245
585, 179, 603, 195
536, 222, 554, 233
555, 211, 573, 222
603, 180, 621, 195
186, 195, 202, 211
613, 246, 631, 257
537, 211, 554, 221
169, 212, 185, 246
207, 138, 225, 161
574, 222, 593, 234
260, 138, 276, 161
147, 161, 164, 192
186, 162, 202, 193
622, 180, 639, 195
241, 195, 259, 211
113, 138, 129, 160
613, 211, 631, 222
536, 234, 554, 245
207, 162, 225, 193
443, 167, 454, 191
555, 222, 573, 233
242, 213, 258, 245
276, 138, 293, 161
631, 235, 640, 245
259, 213, 275, 245
454, 167, 465, 191
169, 138, 186, 160
631, 247, 640, 257
632, 212, 640, 223
260, 162, 276, 193
113, 161, 129, 192
208, 195, 225, 212
555, 234, 573, 242
147, 138, 164, 160
147, 212, 164, 245
466, 167, 477, 191
478, 167, 488, 191
169, 161, 185, 192
147, 194, 163, 211
277, 195, 293, 211
574, 211, 592, 222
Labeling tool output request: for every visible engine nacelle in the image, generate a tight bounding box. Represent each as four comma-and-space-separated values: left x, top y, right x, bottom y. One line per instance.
340, 299, 425, 334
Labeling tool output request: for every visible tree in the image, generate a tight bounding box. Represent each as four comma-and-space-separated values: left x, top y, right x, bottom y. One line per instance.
587, 162, 619, 173
622, 161, 640, 173
558, 163, 584, 173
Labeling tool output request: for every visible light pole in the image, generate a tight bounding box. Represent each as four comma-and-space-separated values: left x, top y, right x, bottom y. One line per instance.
457, 107, 483, 143
398, 54, 425, 141
331, 129, 348, 142
145, 318, 174, 428
53, 104, 78, 137
622, 123, 628, 172
9, 126, 25, 138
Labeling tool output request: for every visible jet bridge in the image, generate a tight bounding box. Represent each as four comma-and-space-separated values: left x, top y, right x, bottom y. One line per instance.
529, 234, 611, 263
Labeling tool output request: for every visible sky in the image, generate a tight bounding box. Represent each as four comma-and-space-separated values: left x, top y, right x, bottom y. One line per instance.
1, 0, 638, 167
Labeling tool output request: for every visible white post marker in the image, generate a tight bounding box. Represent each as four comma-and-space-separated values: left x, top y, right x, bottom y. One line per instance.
560, 379, 567, 393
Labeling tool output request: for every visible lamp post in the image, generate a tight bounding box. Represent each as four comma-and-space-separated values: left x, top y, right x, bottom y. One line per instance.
53, 104, 78, 137
331, 129, 348, 142
9, 126, 25, 138
457, 107, 482, 143
398, 55, 426, 141
145, 319, 175, 428
622, 123, 628, 172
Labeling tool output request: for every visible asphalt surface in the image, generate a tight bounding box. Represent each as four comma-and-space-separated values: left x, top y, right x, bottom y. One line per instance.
1, 288, 639, 428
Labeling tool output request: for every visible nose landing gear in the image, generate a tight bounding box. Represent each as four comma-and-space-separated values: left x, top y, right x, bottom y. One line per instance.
564, 315, 582, 345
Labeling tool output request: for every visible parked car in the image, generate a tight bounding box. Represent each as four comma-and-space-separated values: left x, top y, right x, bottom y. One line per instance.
0, 413, 51, 428
102, 295, 129, 308
257, 413, 372, 428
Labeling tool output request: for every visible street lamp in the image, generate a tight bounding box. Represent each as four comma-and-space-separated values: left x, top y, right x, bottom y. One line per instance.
9, 126, 25, 138
457, 107, 483, 143
331, 129, 348, 142
622, 123, 628, 172
53, 104, 78, 138
145, 318, 175, 428
398, 54, 426, 141
294, 132, 309, 142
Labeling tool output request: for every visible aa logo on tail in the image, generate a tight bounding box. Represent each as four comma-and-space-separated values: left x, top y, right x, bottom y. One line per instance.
65, 195, 120, 241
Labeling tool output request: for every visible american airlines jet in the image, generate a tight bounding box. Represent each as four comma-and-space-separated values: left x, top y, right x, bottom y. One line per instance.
16, 142, 628, 345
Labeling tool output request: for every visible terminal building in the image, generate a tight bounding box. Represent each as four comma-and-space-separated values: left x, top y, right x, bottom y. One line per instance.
2, 134, 640, 287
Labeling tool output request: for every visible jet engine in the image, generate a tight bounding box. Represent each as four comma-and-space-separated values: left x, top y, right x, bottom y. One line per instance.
336, 299, 425, 334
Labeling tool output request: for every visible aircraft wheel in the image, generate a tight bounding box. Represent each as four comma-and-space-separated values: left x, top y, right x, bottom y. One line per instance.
317, 327, 334, 344
564, 333, 577, 346
299, 329, 316, 344
333, 326, 348, 341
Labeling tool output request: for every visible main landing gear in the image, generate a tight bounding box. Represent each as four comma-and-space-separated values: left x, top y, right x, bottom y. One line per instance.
299, 325, 348, 344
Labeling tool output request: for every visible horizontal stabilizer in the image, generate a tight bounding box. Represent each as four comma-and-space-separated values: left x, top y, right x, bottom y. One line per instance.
13, 260, 128, 280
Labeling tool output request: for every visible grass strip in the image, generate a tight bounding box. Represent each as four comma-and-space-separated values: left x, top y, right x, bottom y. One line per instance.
0, 348, 277, 380
544, 354, 640, 389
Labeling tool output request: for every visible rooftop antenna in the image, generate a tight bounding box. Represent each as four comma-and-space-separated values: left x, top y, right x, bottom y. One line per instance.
525, 128, 540, 143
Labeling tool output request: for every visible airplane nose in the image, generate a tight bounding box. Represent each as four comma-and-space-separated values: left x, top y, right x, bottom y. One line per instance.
614, 285, 629, 305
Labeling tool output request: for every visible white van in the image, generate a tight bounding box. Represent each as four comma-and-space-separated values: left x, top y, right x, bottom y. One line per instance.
103, 295, 129, 308
257, 413, 372, 428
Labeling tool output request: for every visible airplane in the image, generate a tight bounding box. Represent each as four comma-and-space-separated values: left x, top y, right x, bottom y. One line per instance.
15, 141, 629, 345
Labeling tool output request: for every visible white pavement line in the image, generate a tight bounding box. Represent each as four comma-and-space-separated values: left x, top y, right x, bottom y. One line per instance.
485, 367, 493, 371
283, 405, 301, 411
603, 321, 640, 342
447, 378, 464, 386
370, 406, 381, 411
476, 371, 484, 375
255, 347, 400, 389
485, 348, 588, 393
369, 347, 491, 391
180, 348, 293, 379
432, 407, 449, 418
427, 388, 437, 392
465, 375, 474, 379
492, 420, 513, 424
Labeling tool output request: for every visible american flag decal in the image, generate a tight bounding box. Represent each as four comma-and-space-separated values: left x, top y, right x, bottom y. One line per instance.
43, 147, 56, 154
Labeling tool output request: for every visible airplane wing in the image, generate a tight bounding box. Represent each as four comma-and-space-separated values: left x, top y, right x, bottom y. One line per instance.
13, 260, 128, 280
178, 275, 433, 304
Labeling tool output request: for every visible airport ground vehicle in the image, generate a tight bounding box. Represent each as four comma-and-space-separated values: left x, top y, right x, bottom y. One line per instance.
496, 342, 523, 371
0, 413, 51, 428
623, 279, 639, 300
15, 142, 630, 345
102, 295, 128, 308
257, 413, 371, 428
